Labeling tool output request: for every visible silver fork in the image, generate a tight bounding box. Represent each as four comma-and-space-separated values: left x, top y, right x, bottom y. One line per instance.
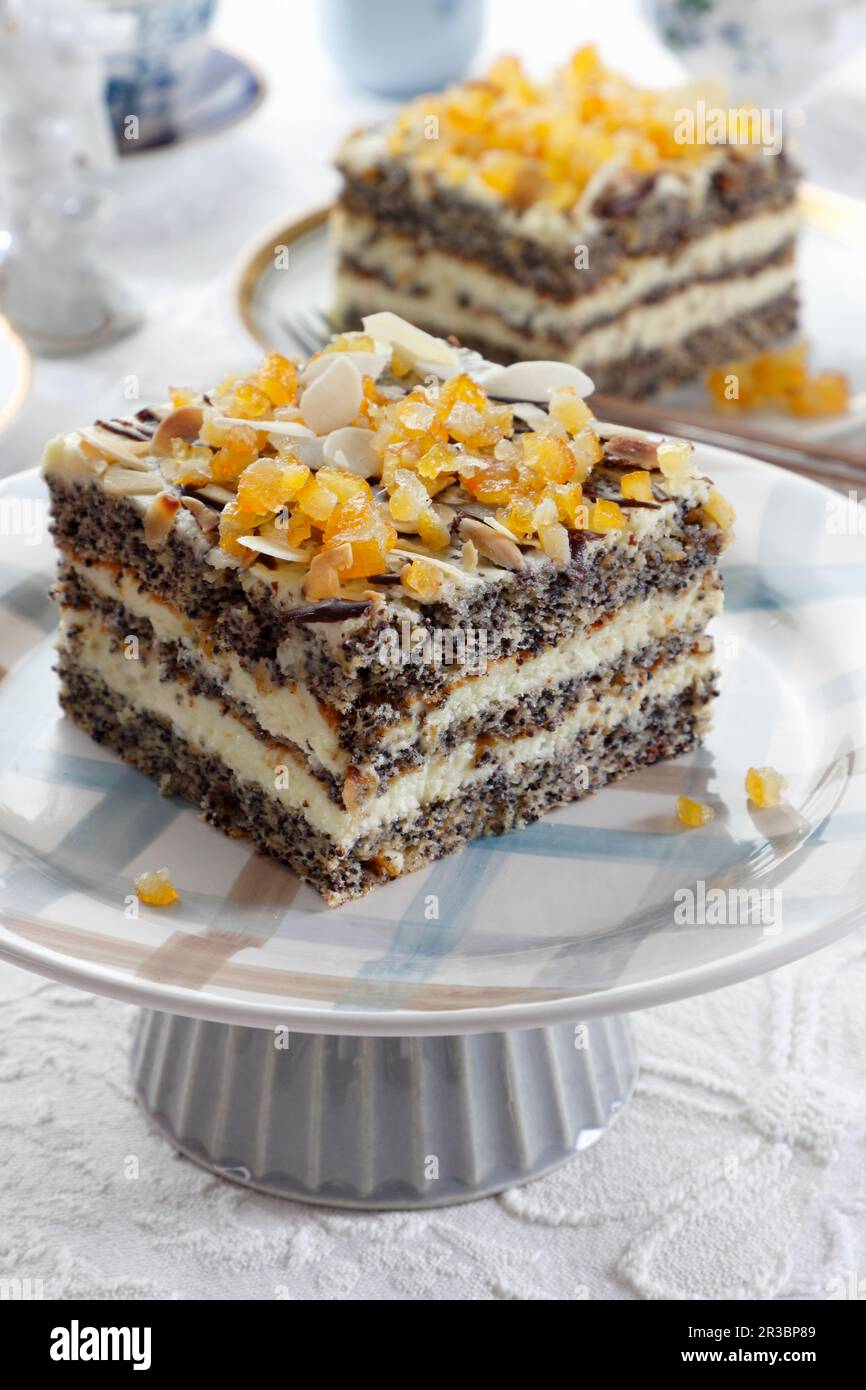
280, 307, 333, 358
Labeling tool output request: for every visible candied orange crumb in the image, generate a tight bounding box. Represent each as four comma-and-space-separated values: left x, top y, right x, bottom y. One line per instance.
135, 868, 179, 907
745, 766, 786, 809
620, 469, 653, 503
402, 557, 443, 599
702, 488, 736, 532
588, 498, 625, 531
676, 796, 715, 829
707, 344, 849, 417
236, 456, 310, 514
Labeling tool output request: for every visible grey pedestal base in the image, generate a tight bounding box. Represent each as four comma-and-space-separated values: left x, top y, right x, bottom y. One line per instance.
131, 1011, 637, 1209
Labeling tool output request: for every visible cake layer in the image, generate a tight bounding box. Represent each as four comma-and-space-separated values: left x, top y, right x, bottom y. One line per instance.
46, 467, 723, 712
59, 555, 721, 782
332, 205, 798, 342
58, 643, 715, 904
333, 255, 797, 376
57, 603, 716, 852
336, 143, 798, 300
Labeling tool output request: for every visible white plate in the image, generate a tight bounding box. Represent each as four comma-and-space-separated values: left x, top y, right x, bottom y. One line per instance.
0, 449, 864, 1034
237, 186, 866, 444
0, 314, 31, 436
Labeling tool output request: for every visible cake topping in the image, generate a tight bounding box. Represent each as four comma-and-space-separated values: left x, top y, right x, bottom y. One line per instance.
135, 868, 179, 907
70, 314, 721, 603
677, 796, 716, 828
363, 48, 770, 218
745, 765, 786, 809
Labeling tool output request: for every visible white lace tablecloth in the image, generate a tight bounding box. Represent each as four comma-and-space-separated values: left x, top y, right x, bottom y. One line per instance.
3, 931, 865, 1301
2, 0, 866, 1302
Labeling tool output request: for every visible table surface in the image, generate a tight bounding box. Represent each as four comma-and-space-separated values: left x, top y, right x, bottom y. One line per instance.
1, 0, 865, 1302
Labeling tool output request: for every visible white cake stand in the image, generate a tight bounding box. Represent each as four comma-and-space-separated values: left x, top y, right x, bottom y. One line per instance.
1, 450, 865, 1206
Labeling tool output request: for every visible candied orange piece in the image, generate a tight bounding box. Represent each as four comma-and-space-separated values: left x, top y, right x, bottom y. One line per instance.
161, 440, 212, 488
498, 495, 537, 537
479, 149, 525, 198
282, 507, 313, 546
394, 396, 446, 440
237, 456, 310, 515
519, 432, 576, 487
417, 506, 451, 551
320, 332, 375, 355
588, 498, 625, 531
298, 477, 339, 526
135, 868, 179, 907
656, 439, 693, 485
745, 766, 786, 809
257, 352, 297, 407
417, 442, 459, 482
702, 489, 736, 531
323, 492, 396, 579
402, 558, 443, 599
219, 497, 263, 555
459, 458, 518, 506
621, 470, 654, 503
389, 468, 429, 524
677, 796, 715, 828
233, 380, 273, 420
549, 387, 593, 435
210, 425, 260, 482
316, 467, 371, 504
438, 373, 488, 416
786, 372, 849, 417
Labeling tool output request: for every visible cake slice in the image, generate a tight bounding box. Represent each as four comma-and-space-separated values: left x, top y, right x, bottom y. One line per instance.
42, 314, 732, 905
332, 48, 798, 397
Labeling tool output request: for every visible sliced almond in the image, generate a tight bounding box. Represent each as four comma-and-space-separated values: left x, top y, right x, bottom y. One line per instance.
152, 406, 204, 456
390, 547, 483, 583
323, 425, 382, 478
80, 426, 152, 469
144, 491, 181, 547
302, 349, 389, 387
103, 468, 164, 496
195, 482, 236, 505
237, 534, 309, 563
461, 538, 478, 573
180, 495, 219, 534
482, 514, 540, 548
458, 517, 526, 571
476, 360, 594, 401
302, 542, 353, 600
212, 415, 315, 438
361, 312, 458, 367
299, 357, 363, 434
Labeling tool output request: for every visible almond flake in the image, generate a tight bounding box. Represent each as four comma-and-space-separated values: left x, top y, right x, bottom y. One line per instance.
103, 468, 164, 496
458, 518, 526, 570
299, 357, 363, 434
152, 406, 204, 456
80, 426, 152, 469
237, 534, 310, 563
144, 492, 181, 548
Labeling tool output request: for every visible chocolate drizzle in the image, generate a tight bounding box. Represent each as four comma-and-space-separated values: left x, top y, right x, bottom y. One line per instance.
286, 599, 373, 624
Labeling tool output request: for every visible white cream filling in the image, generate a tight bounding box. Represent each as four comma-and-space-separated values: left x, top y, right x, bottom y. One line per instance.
332, 206, 798, 335
59, 607, 714, 848
66, 558, 719, 773
334, 259, 796, 366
